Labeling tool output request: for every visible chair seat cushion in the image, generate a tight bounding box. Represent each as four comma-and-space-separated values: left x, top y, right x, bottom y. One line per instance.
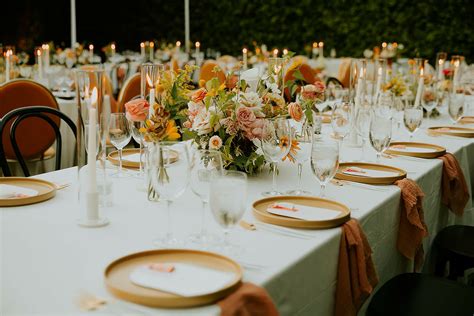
367, 273, 474, 316
434, 225, 474, 259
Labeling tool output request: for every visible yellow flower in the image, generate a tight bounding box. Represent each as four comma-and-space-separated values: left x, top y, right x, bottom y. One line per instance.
164, 120, 181, 140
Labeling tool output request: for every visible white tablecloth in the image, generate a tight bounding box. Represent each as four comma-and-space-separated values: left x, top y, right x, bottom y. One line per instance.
1, 116, 473, 315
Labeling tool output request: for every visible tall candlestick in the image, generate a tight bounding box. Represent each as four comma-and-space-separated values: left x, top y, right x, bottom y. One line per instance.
89, 44, 94, 63
146, 74, 155, 119
37, 49, 43, 81
242, 48, 248, 70
312, 42, 318, 59
149, 41, 154, 61
140, 42, 145, 60
414, 68, 424, 107
195, 41, 200, 55
318, 42, 324, 58
176, 41, 181, 53
437, 59, 444, 80
273, 48, 278, 58
283, 48, 288, 56
111, 43, 116, 57
375, 66, 382, 102
87, 87, 99, 220
355, 67, 364, 108
42, 44, 50, 68
5, 50, 12, 82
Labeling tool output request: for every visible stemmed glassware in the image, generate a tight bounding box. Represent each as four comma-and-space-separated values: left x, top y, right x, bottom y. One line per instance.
286, 122, 312, 196
310, 139, 339, 197
189, 149, 224, 246
128, 120, 146, 178
355, 106, 373, 161
108, 113, 131, 177
209, 171, 247, 254
369, 115, 392, 162
149, 141, 190, 247
421, 82, 438, 123
260, 117, 292, 196
448, 92, 465, 123
331, 101, 352, 141
403, 105, 423, 140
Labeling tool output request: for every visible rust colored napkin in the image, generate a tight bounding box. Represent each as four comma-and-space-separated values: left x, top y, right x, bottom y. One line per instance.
438, 153, 470, 216
335, 219, 378, 316
218, 282, 279, 316
395, 178, 428, 271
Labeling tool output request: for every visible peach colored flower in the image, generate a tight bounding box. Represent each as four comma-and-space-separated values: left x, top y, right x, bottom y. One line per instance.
209, 135, 223, 150
236, 106, 257, 127
192, 88, 207, 103
243, 118, 264, 140
288, 102, 303, 122
124, 98, 150, 122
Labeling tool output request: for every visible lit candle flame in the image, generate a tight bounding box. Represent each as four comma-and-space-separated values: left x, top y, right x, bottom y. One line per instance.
312, 42, 318, 48
111, 44, 116, 50
318, 42, 324, 48
89, 44, 94, 50
420, 68, 424, 77
90, 87, 98, 108
195, 41, 200, 48
36, 49, 41, 57
140, 42, 145, 48
283, 48, 288, 55
242, 48, 247, 54
146, 73, 153, 88
150, 41, 154, 48
176, 41, 181, 47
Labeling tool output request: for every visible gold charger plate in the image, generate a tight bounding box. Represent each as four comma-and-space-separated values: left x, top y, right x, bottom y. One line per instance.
0, 177, 56, 207
104, 249, 242, 308
108, 149, 142, 169
335, 162, 406, 185
428, 126, 474, 138
459, 116, 474, 125
252, 196, 350, 229
385, 142, 446, 159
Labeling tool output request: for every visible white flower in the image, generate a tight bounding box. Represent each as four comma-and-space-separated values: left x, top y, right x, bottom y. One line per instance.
239, 91, 262, 108
209, 135, 223, 150
266, 81, 281, 95
191, 105, 222, 136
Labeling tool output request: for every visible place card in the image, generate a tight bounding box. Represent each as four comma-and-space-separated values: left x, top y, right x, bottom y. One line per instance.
0, 184, 39, 199
389, 145, 436, 153
342, 167, 400, 178
267, 202, 340, 221
129, 263, 235, 297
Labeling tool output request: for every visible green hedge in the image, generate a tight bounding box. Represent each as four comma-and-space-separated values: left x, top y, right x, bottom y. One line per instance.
183, 0, 473, 62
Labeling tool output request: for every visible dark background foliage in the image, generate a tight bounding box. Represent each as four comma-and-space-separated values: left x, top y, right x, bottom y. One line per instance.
2, 0, 473, 62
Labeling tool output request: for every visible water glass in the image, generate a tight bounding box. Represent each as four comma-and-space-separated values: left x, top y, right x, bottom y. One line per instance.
311, 139, 339, 197
355, 107, 373, 161
403, 106, 423, 140
286, 122, 312, 196
370, 116, 392, 162
448, 93, 464, 123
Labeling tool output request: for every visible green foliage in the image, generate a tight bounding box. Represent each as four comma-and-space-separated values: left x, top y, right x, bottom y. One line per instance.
180, 0, 473, 62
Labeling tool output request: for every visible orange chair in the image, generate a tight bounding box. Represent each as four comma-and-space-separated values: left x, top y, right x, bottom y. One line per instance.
337, 58, 351, 88
284, 63, 316, 100
199, 61, 226, 87
0, 79, 59, 162
117, 73, 141, 113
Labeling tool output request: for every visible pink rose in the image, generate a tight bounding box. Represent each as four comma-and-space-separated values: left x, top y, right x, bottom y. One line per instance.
236, 106, 256, 128
192, 88, 207, 103
243, 118, 264, 140
288, 102, 303, 122
124, 98, 149, 122
313, 80, 326, 94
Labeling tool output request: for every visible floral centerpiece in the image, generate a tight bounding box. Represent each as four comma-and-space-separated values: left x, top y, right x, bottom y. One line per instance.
183, 66, 292, 175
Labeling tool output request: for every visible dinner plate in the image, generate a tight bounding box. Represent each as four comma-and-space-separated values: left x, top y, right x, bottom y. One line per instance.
335, 162, 406, 185
252, 196, 350, 229
385, 142, 446, 159
428, 126, 474, 138
108, 148, 179, 169
0, 177, 56, 207
104, 249, 242, 308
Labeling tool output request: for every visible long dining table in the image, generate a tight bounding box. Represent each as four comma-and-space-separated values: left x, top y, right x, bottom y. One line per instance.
1, 113, 473, 316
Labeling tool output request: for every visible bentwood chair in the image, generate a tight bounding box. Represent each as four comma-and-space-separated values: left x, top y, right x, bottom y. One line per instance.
336, 58, 351, 88
117, 73, 141, 113
199, 60, 226, 87
0, 106, 77, 177
367, 273, 474, 316
80, 65, 119, 113
283, 62, 316, 101
0, 79, 60, 175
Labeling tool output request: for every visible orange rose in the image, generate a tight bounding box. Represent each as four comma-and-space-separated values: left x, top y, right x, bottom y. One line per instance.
288, 102, 303, 122
192, 88, 207, 103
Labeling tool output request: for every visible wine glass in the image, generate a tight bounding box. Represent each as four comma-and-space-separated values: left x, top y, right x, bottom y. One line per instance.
150, 141, 190, 247
260, 117, 292, 196
331, 101, 352, 142
375, 91, 393, 118
421, 82, 438, 123
355, 107, 373, 161
189, 149, 224, 246
286, 122, 312, 196
310, 139, 339, 197
209, 170, 247, 254
448, 92, 465, 123
128, 120, 145, 177
403, 105, 423, 140
370, 115, 392, 162
108, 113, 131, 177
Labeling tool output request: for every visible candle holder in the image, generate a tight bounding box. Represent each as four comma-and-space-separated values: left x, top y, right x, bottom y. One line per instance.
346, 58, 368, 148
75, 69, 110, 227
267, 57, 285, 97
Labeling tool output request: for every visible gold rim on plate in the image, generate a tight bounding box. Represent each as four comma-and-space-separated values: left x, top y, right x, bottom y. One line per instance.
385, 142, 446, 159
428, 126, 474, 138
0, 177, 56, 207
104, 249, 242, 308
335, 162, 406, 185
459, 116, 474, 125
252, 195, 350, 229
108, 148, 143, 169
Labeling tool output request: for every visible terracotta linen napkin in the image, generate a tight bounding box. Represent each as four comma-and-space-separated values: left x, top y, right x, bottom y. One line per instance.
438, 153, 470, 216
218, 282, 279, 316
395, 178, 428, 271
335, 219, 378, 316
